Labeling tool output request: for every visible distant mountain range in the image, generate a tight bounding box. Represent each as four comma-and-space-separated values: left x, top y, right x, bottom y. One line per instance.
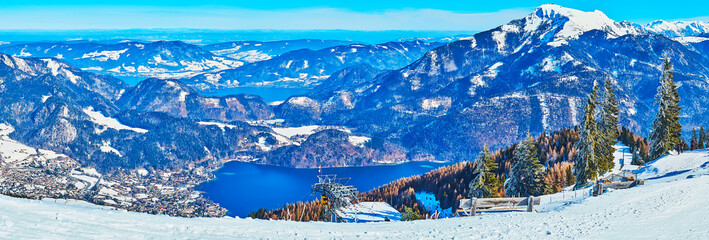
184, 41, 443, 89
0, 41, 242, 81
202, 39, 353, 63
0, 53, 390, 170
271, 4, 709, 163
0, 53, 282, 171
2, 4, 709, 169
641, 20, 709, 38
118, 78, 275, 121
0, 39, 441, 89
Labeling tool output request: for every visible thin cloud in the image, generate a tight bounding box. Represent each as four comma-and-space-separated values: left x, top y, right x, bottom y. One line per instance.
631, 16, 709, 25
674, 16, 709, 22
0, 6, 532, 31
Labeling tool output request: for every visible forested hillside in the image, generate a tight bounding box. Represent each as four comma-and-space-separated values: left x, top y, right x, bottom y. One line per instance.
251, 127, 651, 221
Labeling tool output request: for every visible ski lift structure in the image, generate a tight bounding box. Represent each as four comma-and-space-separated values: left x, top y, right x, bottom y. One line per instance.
311, 174, 359, 222
311, 164, 401, 223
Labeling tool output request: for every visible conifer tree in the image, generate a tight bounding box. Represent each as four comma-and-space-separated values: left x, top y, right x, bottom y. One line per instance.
574, 85, 601, 189
691, 128, 698, 150
649, 57, 683, 159
564, 166, 575, 186
700, 127, 707, 149
468, 146, 500, 198
598, 78, 620, 173
401, 207, 421, 221
505, 135, 549, 197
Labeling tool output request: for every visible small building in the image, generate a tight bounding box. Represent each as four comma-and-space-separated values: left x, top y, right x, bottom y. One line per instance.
593, 171, 644, 196
604, 171, 637, 183
335, 202, 401, 223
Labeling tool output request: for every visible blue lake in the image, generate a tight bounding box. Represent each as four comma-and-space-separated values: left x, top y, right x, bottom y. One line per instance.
196, 161, 450, 217
115, 75, 310, 102
199, 87, 310, 102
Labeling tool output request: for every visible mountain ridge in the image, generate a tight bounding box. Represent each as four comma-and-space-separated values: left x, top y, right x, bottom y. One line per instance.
271, 4, 709, 164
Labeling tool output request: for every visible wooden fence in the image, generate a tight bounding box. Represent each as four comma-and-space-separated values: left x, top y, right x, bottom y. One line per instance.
593, 179, 645, 196
457, 196, 541, 216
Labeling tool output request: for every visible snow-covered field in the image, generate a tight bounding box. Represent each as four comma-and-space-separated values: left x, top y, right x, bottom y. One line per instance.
82, 107, 148, 134
0, 123, 68, 163
271, 125, 321, 138
1, 149, 708, 239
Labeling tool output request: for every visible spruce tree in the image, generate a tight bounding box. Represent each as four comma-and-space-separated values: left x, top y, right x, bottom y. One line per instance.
598, 78, 620, 173
505, 135, 549, 197
469, 157, 488, 198
691, 128, 698, 150
574, 85, 601, 189
468, 146, 499, 198
649, 57, 682, 159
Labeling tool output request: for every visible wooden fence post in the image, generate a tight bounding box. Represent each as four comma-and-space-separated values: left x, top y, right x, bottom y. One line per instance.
599, 183, 603, 196
526, 196, 533, 212
471, 198, 477, 216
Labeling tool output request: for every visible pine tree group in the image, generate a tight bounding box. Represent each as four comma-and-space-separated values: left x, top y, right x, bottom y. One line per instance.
689, 127, 709, 150
598, 78, 620, 173
649, 58, 682, 160
505, 135, 549, 197
468, 146, 500, 198
574, 84, 601, 189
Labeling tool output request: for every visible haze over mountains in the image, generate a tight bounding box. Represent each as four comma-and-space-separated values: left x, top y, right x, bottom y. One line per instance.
1, 4, 709, 169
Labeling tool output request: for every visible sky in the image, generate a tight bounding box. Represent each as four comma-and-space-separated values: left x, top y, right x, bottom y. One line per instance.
0, 0, 708, 31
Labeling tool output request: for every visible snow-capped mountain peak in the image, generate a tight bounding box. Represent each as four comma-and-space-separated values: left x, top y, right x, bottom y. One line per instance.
533, 4, 606, 20
642, 20, 709, 38
517, 4, 643, 46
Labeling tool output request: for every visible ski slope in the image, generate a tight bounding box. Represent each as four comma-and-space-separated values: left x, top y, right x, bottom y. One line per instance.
1, 150, 708, 239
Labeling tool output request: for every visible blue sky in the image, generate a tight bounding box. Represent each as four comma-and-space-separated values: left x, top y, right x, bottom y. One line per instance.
1, 0, 708, 30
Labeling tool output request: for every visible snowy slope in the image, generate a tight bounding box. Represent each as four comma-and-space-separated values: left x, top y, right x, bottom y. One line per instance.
635, 149, 709, 180
336, 202, 401, 223
2, 150, 709, 239
82, 107, 148, 133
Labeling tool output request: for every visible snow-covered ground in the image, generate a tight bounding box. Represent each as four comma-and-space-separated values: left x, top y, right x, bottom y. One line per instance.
0, 123, 68, 163
635, 149, 709, 180
200, 121, 370, 151
82, 107, 148, 134
336, 202, 401, 223
2, 149, 708, 239
271, 125, 321, 138
612, 143, 641, 172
